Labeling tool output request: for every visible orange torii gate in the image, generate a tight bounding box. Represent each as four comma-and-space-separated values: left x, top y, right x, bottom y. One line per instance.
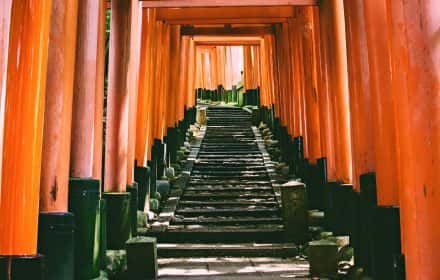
0, 1, 439, 279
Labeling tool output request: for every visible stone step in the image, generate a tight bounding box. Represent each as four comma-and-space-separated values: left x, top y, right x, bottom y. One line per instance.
172, 216, 283, 225
183, 190, 274, 200
175, 207, 280, 217
189, 175, 269, 181
140, 225, 287, 243
157, 243, 298, 258
178, 200, 278, 207
192, 166, 267, 171
185, 186, 273, 192
187, 180, 271, 186
196, 155, 262, 159
193, 161, 265, 167
190, 169, 267, 174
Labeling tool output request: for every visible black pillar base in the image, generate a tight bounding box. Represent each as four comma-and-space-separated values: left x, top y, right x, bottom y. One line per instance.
98, 198, 107, 269
0, 255, 46, 280
127, 183, 139, 236
135, 166, 151, 211
147, 159, 157, 198
103, 192, 132, 250
371, 206, 402, 280
38, 212, 74, 280
357, 172, 378, 274
68, 177, 100, 280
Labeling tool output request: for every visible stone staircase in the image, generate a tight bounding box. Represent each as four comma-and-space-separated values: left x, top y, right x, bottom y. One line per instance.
151, 106, 297, 258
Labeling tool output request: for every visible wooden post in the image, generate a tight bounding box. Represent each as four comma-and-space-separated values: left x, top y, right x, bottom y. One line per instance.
317, 4, 337, 180
0, 0, 52, 256
343, 0, 375, 191
390, 0, 440, 277
40, 0, 78, 213
177, 36, 190, 121
69, 1, 104, 277
0, 0, 12, 192
71, 0, 102, 178
127, 1, 141, 185
301, 7, 322, 163
136, 8, 157, 166
93, 0, 106, 180
105, 0, 132, 192
363, 0, 399, 205
187, 38, 196, 108
319, 0, 352, 183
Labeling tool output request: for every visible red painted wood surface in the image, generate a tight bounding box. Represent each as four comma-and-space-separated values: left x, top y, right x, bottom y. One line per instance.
105, 0, 132, 192
0, 0, 12, 193
71, 0, 102, 178
363, 0, 399, 205
343, 0, 375, 191
93, 0, 106, 180
0, 0, 52, 255
127, 1, 142, 185
40, 0, 79, 212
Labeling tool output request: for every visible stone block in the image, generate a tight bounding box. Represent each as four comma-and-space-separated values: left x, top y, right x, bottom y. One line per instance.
126, 237, 158, 279
308, 240, 338, 278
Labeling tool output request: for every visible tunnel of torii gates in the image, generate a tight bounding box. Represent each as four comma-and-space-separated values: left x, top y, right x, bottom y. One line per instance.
0, 0, 438, 279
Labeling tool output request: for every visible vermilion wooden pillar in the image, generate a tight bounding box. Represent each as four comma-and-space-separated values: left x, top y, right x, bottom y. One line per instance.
105, 0, 132, 192
301, 7, 322, 163
158, 23, 171, 138
280, 23, 293, 135
317, 2, 337, 180
269, 35, 277, 107
290, 17, 306, 138
187, 38, 196, 108
127, 1, 141, 185
152, 21, 164, 140
168, 25, 182, 127
319, 0, 352, 183
252, 46, 261, 88
210, 47, 219, 89
136, 8, 156, 166
38, 2, 78, 278
40, 0, 79, 213
93, 0, 106, 180
363, 0, 399, 205
343, 0, 375, 191
71, 0, 102, 178
216, 46, 226, 88
177, 36, 190, 121
145, 10, 158, 162
243, 45, 253, 90
0, 0, 12, 191
0, 0, 52, 256
225, 46, 234, 90
391, 0, 440, 277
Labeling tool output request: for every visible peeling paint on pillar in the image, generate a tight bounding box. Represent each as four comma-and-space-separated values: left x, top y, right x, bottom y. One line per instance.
40, 0, 79, 212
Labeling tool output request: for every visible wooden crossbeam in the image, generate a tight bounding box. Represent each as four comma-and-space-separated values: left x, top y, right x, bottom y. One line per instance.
182, 26, 273, 36
193, 35, 262, 46
141, 0, 318, 8
195, 41, 261, 46
166, 18, 287, 25
156, 7, 295, 23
